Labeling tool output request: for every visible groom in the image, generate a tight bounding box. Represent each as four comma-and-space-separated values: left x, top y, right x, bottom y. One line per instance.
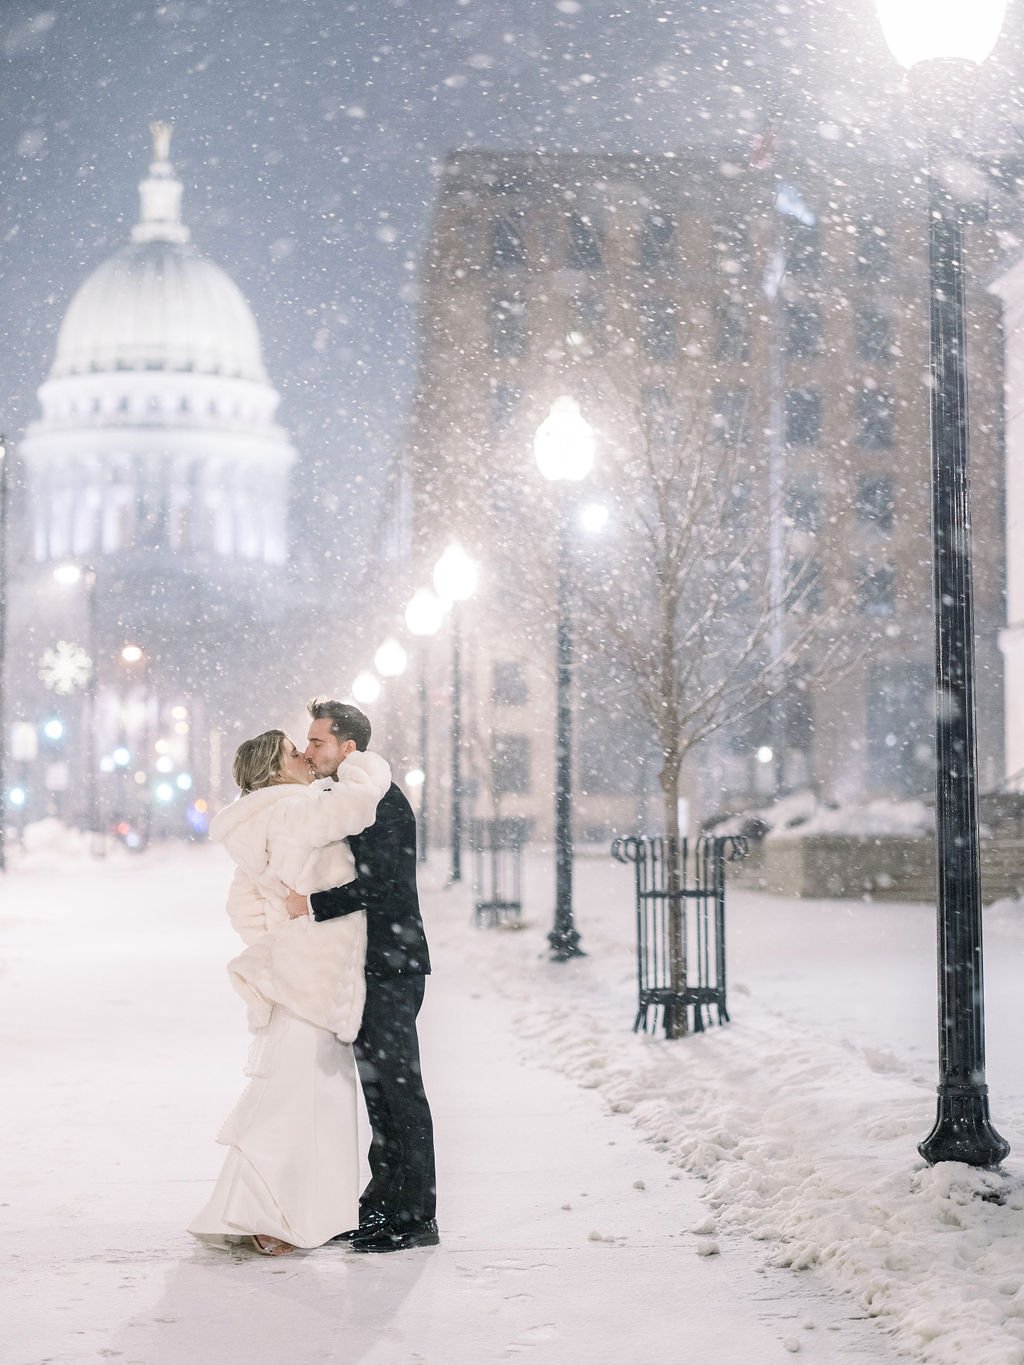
285, 697, 438, 1253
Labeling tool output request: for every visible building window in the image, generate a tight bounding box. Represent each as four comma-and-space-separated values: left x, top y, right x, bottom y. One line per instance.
785, 304, 822, 359
566, 211, 603, 270
490, 213, 526, 269
715, 297, 748, 361
639, 298, 678, 361
490, 293, 528, 357
867, 662, 932, 796
567, 294, 606, 352
712, 386, 747, 444
784, 691, 815, 751
855, 307, 893, 364
713, 221, 748, 277
492, 733, 531, 795
492, 661, 529, 706
856, 389, 894, 449
786, 221, 821, 278
856, 221, 889, 278
784, 481, 822, 533
785, 388, 822, 446
786, 555, 824, 614
490, 381, 521, 436
640, 212, 675, 272
858, 561, 896, 616
855, 475, 894, 530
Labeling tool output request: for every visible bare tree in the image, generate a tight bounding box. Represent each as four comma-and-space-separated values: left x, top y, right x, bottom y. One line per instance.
574, 381, 852, 1034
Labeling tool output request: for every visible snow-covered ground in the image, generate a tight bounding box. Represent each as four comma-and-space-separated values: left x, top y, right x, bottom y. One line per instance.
2, 832, 1023, 1364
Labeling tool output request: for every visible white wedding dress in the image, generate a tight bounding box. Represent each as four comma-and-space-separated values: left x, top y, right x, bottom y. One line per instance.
189, 753, 392, 1251
189, 1003, 359, 1248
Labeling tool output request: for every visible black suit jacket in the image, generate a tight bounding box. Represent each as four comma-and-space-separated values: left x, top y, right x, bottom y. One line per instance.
310, 781, 430, 977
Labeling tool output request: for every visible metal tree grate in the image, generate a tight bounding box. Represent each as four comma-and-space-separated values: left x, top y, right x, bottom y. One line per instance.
471, 817, 528, 926
611, 834, 748, 1036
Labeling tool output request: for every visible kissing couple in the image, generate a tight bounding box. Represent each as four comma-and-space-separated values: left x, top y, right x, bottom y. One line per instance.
189, 697, 437, 1257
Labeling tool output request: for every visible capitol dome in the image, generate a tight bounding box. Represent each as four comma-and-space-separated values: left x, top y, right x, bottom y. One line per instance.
52, 242, 268, 383
51, 126, 267, 383
21, 124, 295, 568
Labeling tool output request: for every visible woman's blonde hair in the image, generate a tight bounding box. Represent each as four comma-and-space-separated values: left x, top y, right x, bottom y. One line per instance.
232, 729, 304, 795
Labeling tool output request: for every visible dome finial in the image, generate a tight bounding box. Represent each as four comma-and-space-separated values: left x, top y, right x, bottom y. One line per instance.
132, 122, 189, 246
150, 120, 173, 165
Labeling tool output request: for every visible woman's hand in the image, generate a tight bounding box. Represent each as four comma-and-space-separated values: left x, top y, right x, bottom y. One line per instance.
284, 888, 309, 919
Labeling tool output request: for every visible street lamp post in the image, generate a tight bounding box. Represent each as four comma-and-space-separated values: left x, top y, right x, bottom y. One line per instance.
54, 563, 104, 855
406, 588, 445, 863
433, 544, 478, 884
535, 396, 596, 962
374, 635, 409, 761
877, 0, 1009, 1167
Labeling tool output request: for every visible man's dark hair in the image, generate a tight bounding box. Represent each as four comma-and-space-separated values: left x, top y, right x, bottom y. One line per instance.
307, 697, 372, 751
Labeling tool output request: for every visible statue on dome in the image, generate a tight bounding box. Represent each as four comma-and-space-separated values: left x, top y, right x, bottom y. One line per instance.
150, 121, 173, 164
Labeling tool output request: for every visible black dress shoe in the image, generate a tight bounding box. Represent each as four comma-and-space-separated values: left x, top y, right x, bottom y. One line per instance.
332, 1212, 388, 1242
348, 1219, 440, 1253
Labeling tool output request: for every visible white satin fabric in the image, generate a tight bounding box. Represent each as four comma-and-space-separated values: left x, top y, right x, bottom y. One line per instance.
189, 1004, 359, 1249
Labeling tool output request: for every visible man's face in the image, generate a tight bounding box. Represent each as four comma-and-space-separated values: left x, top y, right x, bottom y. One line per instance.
304, 718, 356, 778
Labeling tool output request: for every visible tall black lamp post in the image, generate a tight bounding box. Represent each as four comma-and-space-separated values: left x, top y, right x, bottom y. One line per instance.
433, 543, 478, 884
406, 588, 444, 863
876, 0, 1009, 1167
534, 396, 595, 962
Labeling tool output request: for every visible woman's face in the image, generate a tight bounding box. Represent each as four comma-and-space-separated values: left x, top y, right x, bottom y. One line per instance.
278, 737, 314, 785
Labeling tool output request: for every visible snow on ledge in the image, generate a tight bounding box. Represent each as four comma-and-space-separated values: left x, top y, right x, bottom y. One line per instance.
711, 791, 935, 841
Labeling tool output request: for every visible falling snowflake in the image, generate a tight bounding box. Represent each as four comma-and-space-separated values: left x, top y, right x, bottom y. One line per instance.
39, 640, 92, 695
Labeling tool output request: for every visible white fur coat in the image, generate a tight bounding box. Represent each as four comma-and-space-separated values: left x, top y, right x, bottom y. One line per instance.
209, 751, 391, 1041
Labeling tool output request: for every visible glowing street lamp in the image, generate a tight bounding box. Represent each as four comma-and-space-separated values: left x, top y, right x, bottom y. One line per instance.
351, 670, 382, 706
406, 589, 445, 863
406, 588, 445, 638
579, 501, 610, 534
374, 637, 408, 679
534, 397, 595, 961
876, 0, 1009, 1168
432, 542, 478, 606
433, 545, 478, 883
876, 0, 1005, 68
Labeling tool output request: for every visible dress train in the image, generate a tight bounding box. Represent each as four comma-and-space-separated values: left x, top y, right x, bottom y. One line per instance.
189, 1004, 359, 1249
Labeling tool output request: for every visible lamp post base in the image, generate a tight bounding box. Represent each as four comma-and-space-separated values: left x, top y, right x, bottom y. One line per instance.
548, 924, 585, 962
918, 1085, 1010, 1168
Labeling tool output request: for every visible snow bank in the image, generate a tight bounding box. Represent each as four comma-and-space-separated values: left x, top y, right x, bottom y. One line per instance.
710, 791, 934, 839
442, 860, 1024, 1365
4, 818, 131, 870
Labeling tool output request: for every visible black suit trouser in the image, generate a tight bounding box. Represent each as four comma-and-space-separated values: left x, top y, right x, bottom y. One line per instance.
354, 973, 436, 1228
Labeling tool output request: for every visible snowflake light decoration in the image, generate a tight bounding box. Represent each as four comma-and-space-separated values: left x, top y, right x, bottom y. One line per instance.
39, 640, 92, 695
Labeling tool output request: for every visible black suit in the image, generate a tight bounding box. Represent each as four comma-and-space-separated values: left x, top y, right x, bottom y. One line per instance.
310, 781, 435, 1229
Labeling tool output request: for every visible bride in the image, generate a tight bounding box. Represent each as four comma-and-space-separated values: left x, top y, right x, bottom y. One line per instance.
189, 729, 390, 1257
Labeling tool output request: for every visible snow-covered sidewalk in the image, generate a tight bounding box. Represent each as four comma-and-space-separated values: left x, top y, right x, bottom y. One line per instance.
481, 850, 1024, 1365
2, 841, 900, 1365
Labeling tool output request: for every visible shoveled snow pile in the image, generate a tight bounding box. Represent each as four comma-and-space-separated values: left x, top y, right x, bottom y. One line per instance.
446, 855, 1024, 1365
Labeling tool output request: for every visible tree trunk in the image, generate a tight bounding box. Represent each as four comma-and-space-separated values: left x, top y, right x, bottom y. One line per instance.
659, 755, 688, 1038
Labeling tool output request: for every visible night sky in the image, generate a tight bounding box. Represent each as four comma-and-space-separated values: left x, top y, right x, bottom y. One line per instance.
2, 0, 1022, 571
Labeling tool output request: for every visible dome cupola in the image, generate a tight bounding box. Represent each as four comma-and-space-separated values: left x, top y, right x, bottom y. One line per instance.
51, 123, 267, 384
